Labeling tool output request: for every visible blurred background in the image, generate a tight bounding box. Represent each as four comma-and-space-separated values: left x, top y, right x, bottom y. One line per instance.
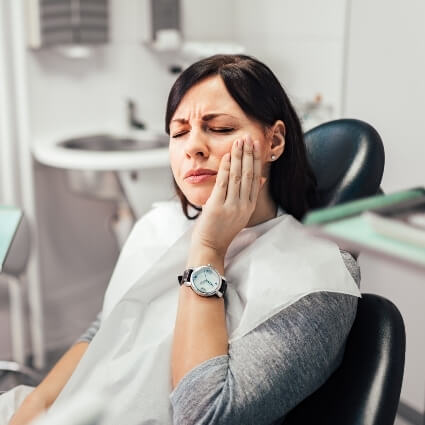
0, 1, 424, 424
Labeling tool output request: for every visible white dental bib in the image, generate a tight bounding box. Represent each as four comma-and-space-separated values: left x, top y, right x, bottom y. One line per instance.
44, 201, 360, 425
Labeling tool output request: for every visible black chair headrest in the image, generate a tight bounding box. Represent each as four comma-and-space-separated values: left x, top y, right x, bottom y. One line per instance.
304, 119, 385, 208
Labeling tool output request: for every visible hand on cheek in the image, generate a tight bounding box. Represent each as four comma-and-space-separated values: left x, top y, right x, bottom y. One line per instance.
190, 134, 265, 259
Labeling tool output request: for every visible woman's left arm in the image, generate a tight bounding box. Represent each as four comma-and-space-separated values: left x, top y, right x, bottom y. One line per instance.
170, 290, 358, 425
171, 136, 263, 388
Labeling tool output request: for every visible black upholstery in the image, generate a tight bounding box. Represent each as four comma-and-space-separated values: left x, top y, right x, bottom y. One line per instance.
304, 119, 385, 208
283, 294, 406, 425
282, 120, 405, 425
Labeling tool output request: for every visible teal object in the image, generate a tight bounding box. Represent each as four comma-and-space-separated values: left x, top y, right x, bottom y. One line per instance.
303, 187, 425, 270
324, 215, 425, 268
303, 187, 425, 225
0, 206, 23, 272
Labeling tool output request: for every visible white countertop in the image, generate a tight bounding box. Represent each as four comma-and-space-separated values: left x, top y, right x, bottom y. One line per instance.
32, 130, 170, 171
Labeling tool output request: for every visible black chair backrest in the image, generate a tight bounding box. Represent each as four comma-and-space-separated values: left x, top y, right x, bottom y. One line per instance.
304, 119, 385, 208
284, 294, 406, 425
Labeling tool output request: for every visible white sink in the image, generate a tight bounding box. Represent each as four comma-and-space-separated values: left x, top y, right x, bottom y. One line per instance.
58, 134, 166, 152
32, 130, 174, 212
33, 130, 170, 171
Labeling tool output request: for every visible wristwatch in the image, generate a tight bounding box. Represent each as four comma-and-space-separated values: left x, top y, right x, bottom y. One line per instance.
178, 264, 227, 298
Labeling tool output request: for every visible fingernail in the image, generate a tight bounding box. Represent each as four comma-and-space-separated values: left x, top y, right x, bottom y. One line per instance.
260, 177, 267, 186
236, 139, 241, 148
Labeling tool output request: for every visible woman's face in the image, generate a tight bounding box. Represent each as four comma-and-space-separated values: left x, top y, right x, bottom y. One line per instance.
169, 75, 274, 207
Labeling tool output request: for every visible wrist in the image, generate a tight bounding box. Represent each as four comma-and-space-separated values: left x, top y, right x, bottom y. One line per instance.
187, 246, 225, 275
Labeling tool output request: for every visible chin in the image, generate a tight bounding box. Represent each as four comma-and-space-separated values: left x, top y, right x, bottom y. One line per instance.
183, 185, 213, 207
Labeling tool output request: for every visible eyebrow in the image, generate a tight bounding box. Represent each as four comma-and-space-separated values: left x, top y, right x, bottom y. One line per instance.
170, 113, 237, 124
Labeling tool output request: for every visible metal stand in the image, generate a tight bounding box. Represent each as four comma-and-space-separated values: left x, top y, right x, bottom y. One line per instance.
0, 361, 42, 382
0, 273, 42, 383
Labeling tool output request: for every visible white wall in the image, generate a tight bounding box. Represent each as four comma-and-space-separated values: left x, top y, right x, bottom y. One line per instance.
27, 0, 237, 143
0, 0, 19, 206
27, 0, 348, 144
27, 0, 176, 141
345, 0, 425, 414
345, 0, 425, 192
182, 0, 236, 41
234, 0, 348, 120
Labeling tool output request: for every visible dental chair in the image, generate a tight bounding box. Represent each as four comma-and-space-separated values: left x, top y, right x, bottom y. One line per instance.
0, 210, 41, 383
304, 118, 385, 208
283, 119, 405, 425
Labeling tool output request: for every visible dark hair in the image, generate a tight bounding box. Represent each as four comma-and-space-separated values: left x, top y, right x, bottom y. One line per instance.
165, 54, 318, 221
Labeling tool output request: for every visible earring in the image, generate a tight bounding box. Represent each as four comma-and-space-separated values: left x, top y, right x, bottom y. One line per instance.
271, 155, 276, 161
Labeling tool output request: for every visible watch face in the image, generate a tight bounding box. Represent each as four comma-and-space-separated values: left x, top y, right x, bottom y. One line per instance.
191, 266, 221, 295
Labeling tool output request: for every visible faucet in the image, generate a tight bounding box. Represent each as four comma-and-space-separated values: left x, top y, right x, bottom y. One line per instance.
127, 99, 146, 130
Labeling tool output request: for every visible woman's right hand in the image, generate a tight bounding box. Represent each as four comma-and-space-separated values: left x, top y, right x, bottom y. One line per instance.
8, 393, 47, 425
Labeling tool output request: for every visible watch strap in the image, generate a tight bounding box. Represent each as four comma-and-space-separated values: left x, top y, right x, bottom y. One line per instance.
218, 280, 227, 297
178, 268, 193, 285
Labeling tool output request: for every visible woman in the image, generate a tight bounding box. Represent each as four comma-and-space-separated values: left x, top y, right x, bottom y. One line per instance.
6, 54, 360, 425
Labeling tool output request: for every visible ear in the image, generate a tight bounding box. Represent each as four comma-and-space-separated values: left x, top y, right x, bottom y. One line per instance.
267, 120, 285, 162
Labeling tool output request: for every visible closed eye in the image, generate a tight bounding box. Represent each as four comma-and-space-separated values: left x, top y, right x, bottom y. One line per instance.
210, 127, 234, 133
172, 128, 234, 138
171, 131, 188, 138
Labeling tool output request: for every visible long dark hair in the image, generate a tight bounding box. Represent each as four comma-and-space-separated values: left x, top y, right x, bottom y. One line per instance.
165, 54, 318, 221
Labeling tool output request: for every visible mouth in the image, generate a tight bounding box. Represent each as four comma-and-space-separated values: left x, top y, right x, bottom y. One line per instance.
184, 168, 217, 183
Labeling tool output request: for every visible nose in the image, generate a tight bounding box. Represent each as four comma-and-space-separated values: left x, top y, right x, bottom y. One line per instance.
184, 127, 209, 159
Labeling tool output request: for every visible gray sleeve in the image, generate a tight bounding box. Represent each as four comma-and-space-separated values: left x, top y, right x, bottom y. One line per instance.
170, 251, 360, 425
74, 311, 102, 344
340, 249, 361, 288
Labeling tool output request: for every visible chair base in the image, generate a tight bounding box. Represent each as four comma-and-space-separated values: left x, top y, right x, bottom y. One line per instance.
0, 360, 42, 382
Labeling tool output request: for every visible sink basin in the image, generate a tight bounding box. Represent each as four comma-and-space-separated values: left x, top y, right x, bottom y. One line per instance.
33, 130, 170, 171
58, 134, 168, 152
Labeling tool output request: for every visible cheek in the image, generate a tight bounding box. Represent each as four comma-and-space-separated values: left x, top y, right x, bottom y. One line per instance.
215, 141, 234, 160
169, 143, 182, 177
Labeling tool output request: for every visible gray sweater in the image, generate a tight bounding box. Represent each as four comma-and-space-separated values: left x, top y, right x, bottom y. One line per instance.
77, 250, 360, 425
